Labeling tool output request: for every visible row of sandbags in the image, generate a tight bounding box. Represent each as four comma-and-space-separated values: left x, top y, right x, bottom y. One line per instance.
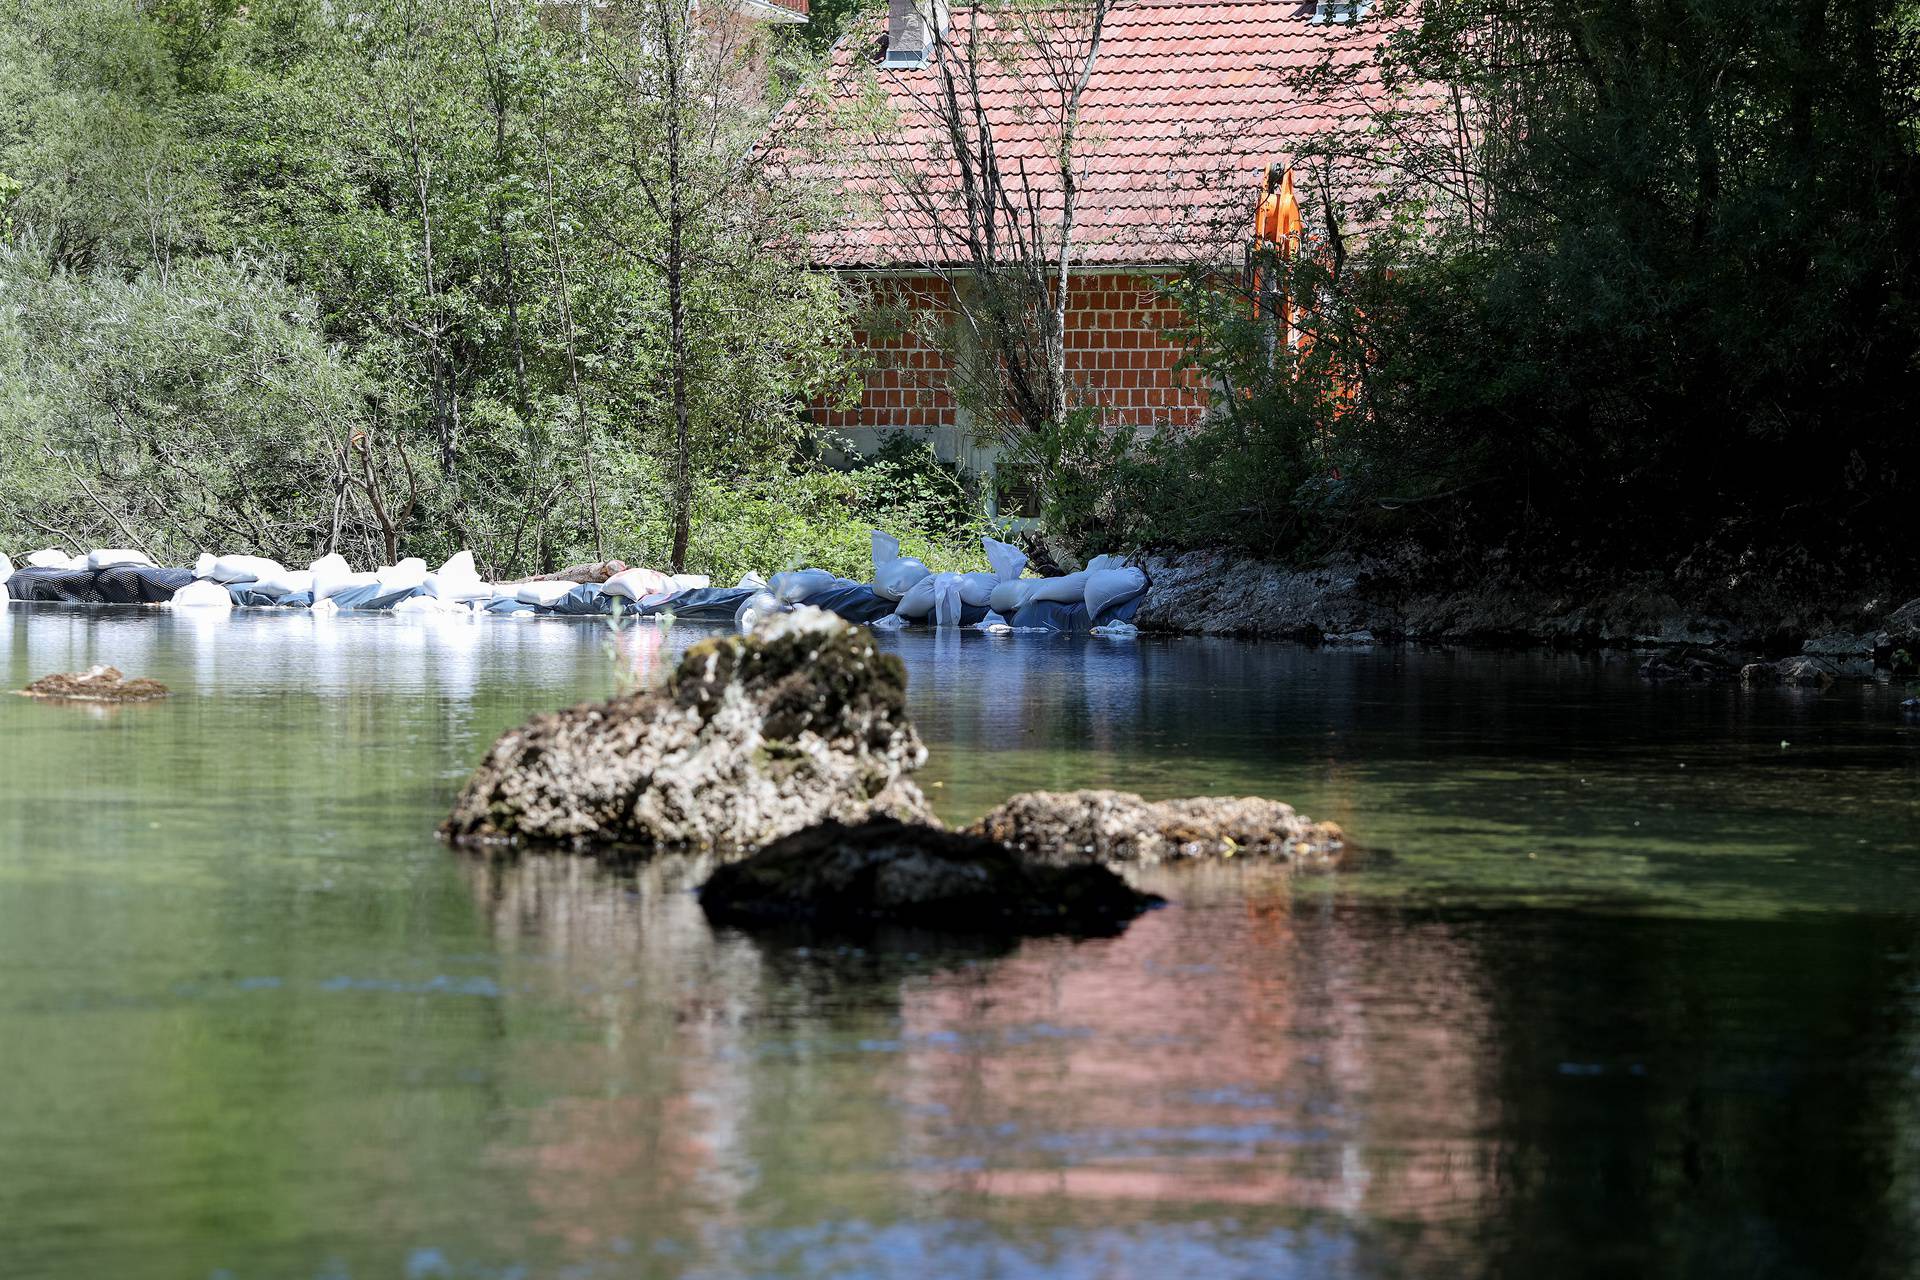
3, 537, 1150, 633
0, 546, 718, 615
735, 532, 1149, 632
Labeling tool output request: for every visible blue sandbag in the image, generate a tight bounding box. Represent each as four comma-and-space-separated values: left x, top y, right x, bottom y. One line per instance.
1006, 598, 1090, 632
793, 581, 897, 625
227, 584, 315, 608
630, 586, 756, 621
541, 585, 616, 616
329, 582, 423, 612
1092, 592, 1144, 628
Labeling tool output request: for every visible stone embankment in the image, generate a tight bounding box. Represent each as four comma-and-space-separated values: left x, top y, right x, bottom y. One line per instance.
1134, 549, 1920, 678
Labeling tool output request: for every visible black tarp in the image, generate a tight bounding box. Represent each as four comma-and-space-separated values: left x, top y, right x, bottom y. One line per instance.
5, 565, 195, 603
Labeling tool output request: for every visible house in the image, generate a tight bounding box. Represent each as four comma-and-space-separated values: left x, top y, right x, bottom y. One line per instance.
777, 0, 1406, 504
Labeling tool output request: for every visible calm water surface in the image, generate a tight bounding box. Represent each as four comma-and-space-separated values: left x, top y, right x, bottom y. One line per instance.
2, 605, 1917, 1279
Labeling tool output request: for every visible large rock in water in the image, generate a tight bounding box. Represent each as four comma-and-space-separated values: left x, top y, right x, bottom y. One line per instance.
970, 789, 1345, 869
698, 818, 1160, 936
441, 608, 931, 852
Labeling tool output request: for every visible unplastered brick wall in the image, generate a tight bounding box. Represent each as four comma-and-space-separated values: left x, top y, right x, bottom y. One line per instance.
1062, 272, 1208, 430
813, 272, 1209, 437
813, 277, 958, 434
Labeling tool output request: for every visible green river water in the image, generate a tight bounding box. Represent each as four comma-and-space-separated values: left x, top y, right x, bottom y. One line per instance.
2, 604, 1917, 1279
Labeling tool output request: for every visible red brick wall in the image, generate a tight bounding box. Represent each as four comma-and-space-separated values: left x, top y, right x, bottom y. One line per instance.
814, 277, 958, 433
814, 272, 1209, 438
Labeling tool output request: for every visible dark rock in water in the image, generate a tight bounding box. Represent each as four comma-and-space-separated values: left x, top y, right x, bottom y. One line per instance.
970, 789, 1345, 869
19, 664, 170, 703
1639, 646, 1742, 681
1902, 697, 1920, 723
1740, 662, 1779, 686
698, 818, 1160, 936
441, 608, 932, 853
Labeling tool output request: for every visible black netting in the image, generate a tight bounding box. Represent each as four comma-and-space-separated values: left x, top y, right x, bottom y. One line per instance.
5, 566, 196, 604
96, 566, 196, 603
7, 567, 108, 603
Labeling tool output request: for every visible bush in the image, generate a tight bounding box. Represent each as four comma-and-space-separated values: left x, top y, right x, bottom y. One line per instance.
604, 440, 990, 585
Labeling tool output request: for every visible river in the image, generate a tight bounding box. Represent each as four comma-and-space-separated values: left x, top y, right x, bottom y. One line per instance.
2, 605, 1917, 1279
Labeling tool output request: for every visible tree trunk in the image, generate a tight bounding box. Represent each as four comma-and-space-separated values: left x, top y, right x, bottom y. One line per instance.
664, 5, 693, 574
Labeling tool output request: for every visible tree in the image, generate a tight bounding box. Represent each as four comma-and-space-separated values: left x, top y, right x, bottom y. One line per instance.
872, 0, 1128, 454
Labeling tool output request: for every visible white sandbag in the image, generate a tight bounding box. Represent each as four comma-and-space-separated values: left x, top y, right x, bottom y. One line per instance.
421, 572, 492, 603
932, 572, 965, 628
0, 553, 14, 580
437, 550, 478, 580
770, 568, 837, 603
0, 580, 8, 605
734, 589, 786, 632
170, 579, 233, 611
962, 535, 1029, 606
1085, 553, 1131, 573
375, 557, 428, 592
1029, 571, 1089, 605
26, 548, 82, 570
957, 572, 999, 607
208, 554, 286, 584
513, 580, 578, 607
603, 567, 675, 601
669, 574, 710, 592
1085, 565, 1148, 619
86, 548, 154, 570
988, 577, 1038, 615
392, 593, 462, 615
307, 553, 356, 601
249, 570, 314, 599
982, 535, 1029, 581
869, 530, 930, 601
895, 572, 966, 627
894, 575, 937, 618
735, 571, 767, 590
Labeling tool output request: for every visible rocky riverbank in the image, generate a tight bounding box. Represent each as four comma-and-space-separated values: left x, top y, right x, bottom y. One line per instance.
1134, 549, 1920, 676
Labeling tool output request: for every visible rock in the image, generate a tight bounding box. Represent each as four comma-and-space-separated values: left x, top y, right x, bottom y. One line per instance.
19, 665, 170, 703
1740, 662, 1778, 685
1902, 697, 1920, 723
969, 789, 1345, 870
1802, 631, 1875, 660
1638, 646, 1742, 681
1135, 551, 1398, 641
441, 607, 932, 853
1775, 655, 1838, 688
698, 818, 1161, 936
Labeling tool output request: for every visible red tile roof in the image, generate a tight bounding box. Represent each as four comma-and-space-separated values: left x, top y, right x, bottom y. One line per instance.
774, 0, 1421, 270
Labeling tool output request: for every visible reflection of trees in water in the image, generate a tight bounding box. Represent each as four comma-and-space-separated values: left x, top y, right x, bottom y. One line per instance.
451, 853, 1920, 1277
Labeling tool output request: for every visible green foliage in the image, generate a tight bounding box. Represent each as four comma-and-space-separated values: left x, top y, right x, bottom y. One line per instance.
605, 439, 989, 585
0, 245, 388, 564
1080, 0, 1920, 585
0, 0, 946, 580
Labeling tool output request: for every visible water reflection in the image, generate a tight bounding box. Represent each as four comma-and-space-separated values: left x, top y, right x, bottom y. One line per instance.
4, 605, 1920, 1278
